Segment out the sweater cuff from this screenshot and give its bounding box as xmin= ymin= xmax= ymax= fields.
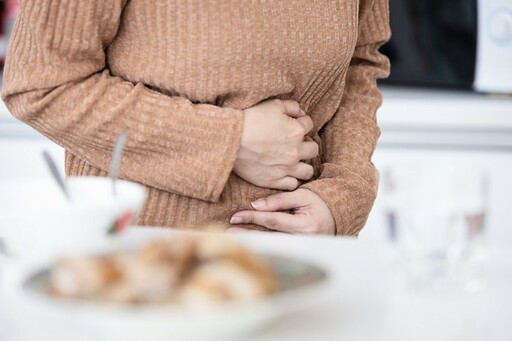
xmin=198 ymin=107 xmax=245 ymax=202
xmin=129 ymin=87 xmax=245 ymax=202
xmin=300 ymin=175 xmax=378 ymax=236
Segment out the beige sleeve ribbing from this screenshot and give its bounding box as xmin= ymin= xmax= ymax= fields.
xmin=2 ymin=0 xmax=244 ymax=202
xmin=301 ymin=0 xmax=391 ymax=235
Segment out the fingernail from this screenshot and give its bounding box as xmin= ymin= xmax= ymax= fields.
xmin=251 ymin=199 xmax=266 ymax=209
xmin=230 ymin=216 xmax=244 ymax=224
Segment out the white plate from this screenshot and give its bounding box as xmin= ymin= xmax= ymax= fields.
xmin=17 ymin=252 xmax=329 ymax=341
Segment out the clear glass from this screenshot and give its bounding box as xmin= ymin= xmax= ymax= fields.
xmin=381 ymin=164 xmax=488 ymax=293
xmin=0 ymin=238 xmax=11 ymax=340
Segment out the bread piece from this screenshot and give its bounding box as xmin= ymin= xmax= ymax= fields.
xmin=177 ymin=258 xmax=278 ymax=305
xmin=49 ymin=234 xmax=279 ymax=305
xmin=50 ymin=255 xmax=121 ymax=298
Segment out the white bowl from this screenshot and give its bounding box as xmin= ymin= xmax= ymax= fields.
xmin=0 ymin=176 xmax=147 ymax=264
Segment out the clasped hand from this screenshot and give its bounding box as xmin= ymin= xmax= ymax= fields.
xmin=231 ymin=99 xmax=335 ymax=235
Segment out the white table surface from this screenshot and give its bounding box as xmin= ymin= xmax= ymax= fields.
xmin=1 ymin=228 xmax=512 ymax=341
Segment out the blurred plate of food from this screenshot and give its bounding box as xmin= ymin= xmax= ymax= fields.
xmin=17 ymin=233 xmax=329 ymax=341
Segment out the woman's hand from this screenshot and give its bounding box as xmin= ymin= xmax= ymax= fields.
xmin=234 ymin=99 xmax=319 ymax=191
xmin=228 ymin=188 xmax=336 ymax=235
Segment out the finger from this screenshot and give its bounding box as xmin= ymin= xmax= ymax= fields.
xmin=231 ymin=211 xmax=305 ymax=233
xmin=288 ymin=163 xmax=314 ymax=181
xmin=296 ymin=115 xmax=314 ymax=134
xmin=279 ymin=100 xmax=304 ymax=118
xmin=299 ymin=140 xmax=319 ymax=160
xmin=250 ymin=191 xmax=301 ymax=212
xmin=271 ymin=176 xmax=300 ymax=191
xmin=227 ymin=226 xmax=289 ymax=235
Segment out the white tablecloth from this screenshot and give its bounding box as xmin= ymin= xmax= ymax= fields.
xmin=1 ymin=228 xmax=511 ymax=341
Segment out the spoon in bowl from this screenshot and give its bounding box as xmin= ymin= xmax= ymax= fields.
xmin=42 ymin=150 xmax=72 ymax=202
xmin=109 ymin=130 xmax=127 ymax=197
xmin=41 ymin=130 xmax=127 ymax=201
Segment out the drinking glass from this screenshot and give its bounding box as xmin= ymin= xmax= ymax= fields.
xmin=381 ymin=164 xmax=488 ymax=293
xmin=0 ymin=238 xmax=12 ymax=340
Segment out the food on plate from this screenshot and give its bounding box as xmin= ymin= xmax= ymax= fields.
xmin=49 ymin=235 xmax=279 ymax=304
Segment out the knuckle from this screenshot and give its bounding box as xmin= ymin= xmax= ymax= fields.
xmin=290 ymin=101 xmax=300 ymax=112
xmin=268 ymin=170 xmax=286 ymax=186
xmin=260 ymin=173 xmax=273 ymax=185
xmin=244 ymin=212 xmax=255 ymax=223
xmin=270 ymin=180 xmax=284 ymax=190
xmin=258 ymin=177 xmax=270 ymax=188
xmin=272 ymin=99 xmax=285 ymax=110
xmin=285 ymin=149 xmax=301 ymax=165
xmin=264 ymin=216 xmax=280 ymax=230
xmin=276 ymin=166 xmax=288 ymax=178
xmin=294 ymin=123 xmax=306 ymax=136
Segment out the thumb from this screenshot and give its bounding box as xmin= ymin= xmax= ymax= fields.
xmin=250 ymin=191 xmax=300 ymax=212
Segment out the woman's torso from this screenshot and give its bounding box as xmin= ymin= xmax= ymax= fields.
xmin=72 ymin=0 xmax=363 ymax=228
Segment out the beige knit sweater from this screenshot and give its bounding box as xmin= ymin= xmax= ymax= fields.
xmin=3 ymin=0 xmax=390 ymax=235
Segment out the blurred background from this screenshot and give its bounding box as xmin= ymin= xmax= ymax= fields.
xmin=0 ymin=0 xmax=511 ymax=245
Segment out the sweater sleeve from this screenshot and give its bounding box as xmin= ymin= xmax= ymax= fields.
xmin=301 ymin=0 xmax=391 ymax=235
xmin=2 ymin=0 xmax=244 ymax=203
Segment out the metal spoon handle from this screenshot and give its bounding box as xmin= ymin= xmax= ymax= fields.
xmin=42 ymin=150 xmax=72 ymax=202
xmin=109 ymin=130 xmax=127 ymax=196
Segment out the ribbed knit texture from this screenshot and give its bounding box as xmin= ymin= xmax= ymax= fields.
xmin=3 ymin=0 xmax=390 ymax=235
